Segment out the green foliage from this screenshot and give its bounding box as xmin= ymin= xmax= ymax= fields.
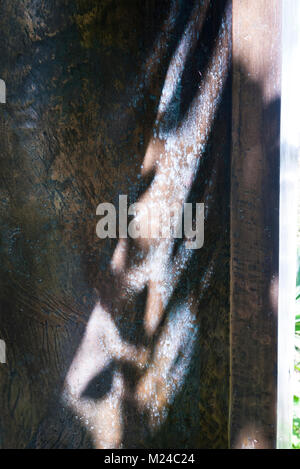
xmin=293 ymin=255 xmax=300 ymax=448
xmin=293 ymin=418 xmax=300 ymax=449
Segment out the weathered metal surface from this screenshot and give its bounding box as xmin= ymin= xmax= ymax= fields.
xmin=0 ymin=0 xmax=231 ymax=448
xmin=230 ymin=0 xmax=281 ymax=449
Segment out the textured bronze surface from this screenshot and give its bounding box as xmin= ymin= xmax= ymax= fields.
xmin=0 ymin=1 xmax=231 ymax=448
xmin=230 ymin=0 xmax=281 ymax=449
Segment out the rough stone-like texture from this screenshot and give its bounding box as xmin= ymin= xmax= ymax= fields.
xmin=0 ymin=0 xmax=231 ymax=448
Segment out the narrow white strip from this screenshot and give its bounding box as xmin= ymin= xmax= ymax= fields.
xmin=277 ymin=0 xmax=300 ymax=449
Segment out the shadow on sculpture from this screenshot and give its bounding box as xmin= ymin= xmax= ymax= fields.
xmin=0 ymin=0 xmax=278 ymax=449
